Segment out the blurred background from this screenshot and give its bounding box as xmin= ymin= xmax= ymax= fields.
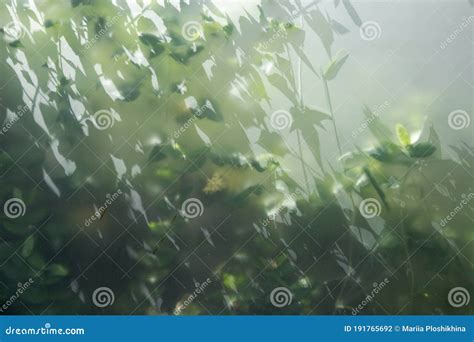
xmin=0 ymin=0 xmax=472 ymax=315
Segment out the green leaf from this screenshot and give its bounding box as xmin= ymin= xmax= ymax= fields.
xmin=95 ymin=17 xmax=107 ymax=34
xmin=276 ymin=55 xmax=294 ymax=86
xmin=223 ymin=24 xmax=234 ymax=37
xmin=8 ymin=40 xmax=23 ymax=48
xmin=250 ymin=159 xmax=266 ymax=172
xmin=48 ymin=264 xmax=69 ymax=277
xmin=330 ymin=19 xmax=350 ymax=35
xmin=369 ymin=142 xmax=408 ymax=164
xmin=396 ymin=124 xmax=411 ymax=146
xmin=186 ymin=148 xmax=209 ymax=171
xmin=119 ymin=82 xmax=141 ymax=102
xmin=362 ymin=105 xmax=393 ymax=144
xmin=44 ymin=20 xmax=55 ymax=28
xmin=304 ymin=9 xmax=334 ymax=56
xmin=363 ymin=167 xmax=389 ymax=209
xmin=342 ymin=0 xmax=362 ymax=26
xmin=198 ymin=100 xmax=223 ymax=122
xmin=21 ymin=235 xmax=35 ymax=258
xmin=324 ymin=51 xmax=349 ymax=80
xmin=139 ymin=33 xmax=165 ymax=57
xmin=71 ymin=0 xmax=93 ymax=7
xmin=223 ymin=273 xmax=237 ymax=292
xmin=267 ymin=74 xmax=297 ymax=104
xmin=407 ymin=143 xmax=436 ymax=158
xmin=303 ymin=107 xmax=331 ymax=124
xmin=170 ymin=44 xmax=205 ymax=64
xmin=149 ymin=145 xmax=167 ymax=162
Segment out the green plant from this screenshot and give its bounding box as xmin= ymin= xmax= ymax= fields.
xmin=0 ymin=0 xmax=472 ymax=316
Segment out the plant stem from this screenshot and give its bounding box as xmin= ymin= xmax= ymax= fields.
xmin=288 ymin=29 xmax=311 ymax=193
xmin=321 ymin=70 xmax=344 ymax=158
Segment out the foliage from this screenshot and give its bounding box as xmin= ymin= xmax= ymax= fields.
xmin=0 ymin=0 xmax=472 ymax=316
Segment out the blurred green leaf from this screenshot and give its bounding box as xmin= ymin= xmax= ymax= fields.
xmin=149 ymin=145 xmax=167 ymax=162
xmin=223 ymin=273 xmax=237 ymax=292
xmin=342 ymin=0 xmax=362 ymax=26
xmin=95 ymin=17 xmax=107 ymax=34
xmin=268 ymin=74 xmax=297 ymax=104
xmin=47 ymin=264 xmax=69 ymax=277
xmin=21 ymin=235 xmax=35 ymax=258
xmin=119 ymin=82 xmax=141 ymax=102
xmin=369 ymin=142 xmax=409 ymax=164
xmin=44 ymin=19 xmax=55 ymax=28
xmin=139 ymin=33 xmax=165 ymax=57
xmin=407 ymin=143 xmax=436 ymax=158
xmin=324 ymin=51 xmax=349 ymax=80
xmin=304 ymin=9 xmax=334 ymax=56
xmin=71 ymin=0 xmax=93 ymax=7
xmin=396 ymin=123 xmax=411 ymax=146
xmin=363 ymin=167 xmax=389 ymax=208
xmin=8 ymin=40 xmax=23 ymax=48
xmin=362 ymin=105 xmax=393 ymax=144
xmin=330 ymin=19 xmax=350 ymax=34
xmin=223 ymin=24 xmax=234 ymax=37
